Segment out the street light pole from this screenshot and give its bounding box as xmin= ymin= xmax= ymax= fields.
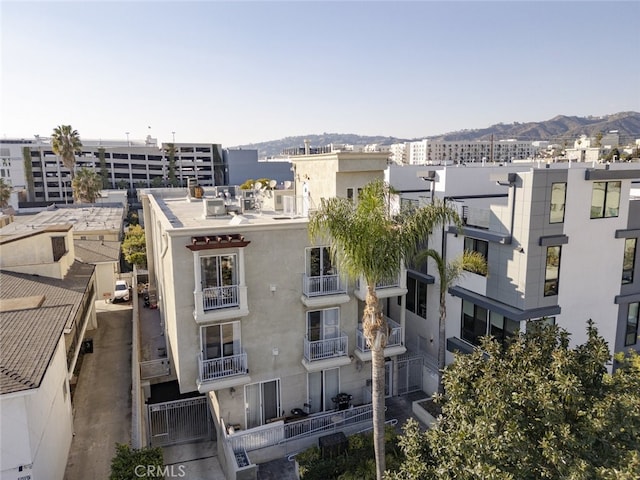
xmin=126 ymin=132 xmax=130 ymax=146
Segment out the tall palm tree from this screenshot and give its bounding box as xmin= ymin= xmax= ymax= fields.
xmin=415 ymin=248 xmax=487 ymax=396
xmin=0 ymin=178 xmax=11 ymax=208
xmin=51 ymin=125 xmax=82 ymax=179
xmin=309 ymin=180 xmax=458 ymax=480
xmin=72 ymin=167 xmax=102 ymax=203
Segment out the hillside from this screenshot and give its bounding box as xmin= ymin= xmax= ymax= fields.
xmin=234 ymin=111 xmax=640 ymax=158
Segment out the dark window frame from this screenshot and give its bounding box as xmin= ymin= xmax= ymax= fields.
xmin=51 ymin=236 xmax=67 ymax=262
xmin=625 ymin=302 xmax=639 ymax=346
xmin=549 ymin=182 xmax=567 ymax=224
xmin=622 ymin=238 xmax=637 ymax=285
xmin=544 ymin=246 xmax=562 ymax=297
xmin=590 ymin=181 xmax=621 ymax=219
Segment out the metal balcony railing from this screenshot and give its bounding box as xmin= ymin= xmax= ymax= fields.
xmin=201 ymin=285 xmax=239 ymax=311
xmin=302 ymin=274 xmax=347 ymax=297
xmin=304 ymin=332 xmax=348 ymax=362
xmin=356 ymin=319 xmax=402 ymax=352
xmin=198 ymin=352 xmax=248 ymax=383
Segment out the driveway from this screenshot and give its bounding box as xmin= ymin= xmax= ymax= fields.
xmin=65 ymin=302 xmax=132 ymax=480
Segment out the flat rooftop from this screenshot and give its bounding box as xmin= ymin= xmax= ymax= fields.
xmin=148 ymin=190 xmax=310 ymax=230
xmin=0 ymin=204 xmax=124 ymax=236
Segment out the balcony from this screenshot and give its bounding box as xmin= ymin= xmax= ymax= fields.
xmin=354 ymin=271 xmax=407 ymax=301
xmin=301 ymin=274 xmax=350 ymax=308
xmin=302 ymin=332 xmax=351 ymax=372
xmin=354 ymin=318 xmax=406 ymax=362
xmin=197 ymin=352 xmax=251 ymax=393
xmin=193 ymin=285 xmax=249 ymax=323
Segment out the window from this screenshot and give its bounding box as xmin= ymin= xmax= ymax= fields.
xmin=464 ymin=237 xmax=488 ymax=276
xmin=347 ymin=188 xmax=353 ymax=201
xmin=245 ymin=379 xmax=281 ymax=428
xmin=307 ymin=247 xmax=334 ymax=277
xmin=622 ymin=238 xmax=637 ymax=284
xmin=549 ymin=182 xmax=567 ymax=223
xmin=308 ymin=368 xmax=339 ymax=413
xmin=489 ymin=312 xmax=520 ymax=346
xmin=544 ymin=246 xmax=561 ymax=297
xmin=307 ymin=308 xmax=340 ymax=342
xmin=201 ymin=322 xmax=240 ymax=360
xmin=590 ymin=181 xmax=621 ymax=219
xmin=462 ymin=300 xmax=487 ymax=345
xmin=51 ymin=236 xmax=67 ymax=262
xmin=626 ymin=302 xmax=639 ymax=346
xmin=527 ymin=316 xmax=556 ymax=336
xmin=406 ymin=275 xmax=428 ymax=318
xmin=201 ymin=254 xmax=237 ymax=289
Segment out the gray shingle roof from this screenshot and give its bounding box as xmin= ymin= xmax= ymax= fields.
xmin=0 ymin=305 xmax=72 ymax=395
xmin=74 ymin=239 xmax=121 ymax=263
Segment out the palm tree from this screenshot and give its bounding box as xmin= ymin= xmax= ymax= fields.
xmin=72 ymin=167 xmax=102 ymax=203
xmin=415 ymin=248 xmax=486 ymax=396
xmin=51 ymin=125 xmax=82 ymax=179
xmin=309 ymin=179 xmax=459 ymax=480
xmin=0 ymin=178 xmax=11 ymax=208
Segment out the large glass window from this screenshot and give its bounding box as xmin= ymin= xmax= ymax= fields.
xmin=308 ymin=368 xmax=339 ymax=413
xmin=590 ymin=181 xmax=621 ymax=219
xmin=201 ymin=322 xmax=240 ymax=360
xmin=622 ymin=238 xmax=637 ymax=284
xmin=307 ymin=308 xmax=340 ymax=341
xmin=200 ymin=254 xmax=237 ymax=289
xmin=406 ymin=275 xmax=428 ymax=319
xmin=549 ymin=182 xmax=567 ymax=223
xmin=626 ymin=303 xmax=639 ymax=346
xmin=307 ymin=247 xmax=334 ymax=277
xmin=544 ymin=246 xmax=562 ymax=297
xmin=462 ymin=300 xmax=487 ymax=345
xmin=489 ymin=312 xmax=520 ymax=346
xmin=464 ymin=237 xmax=488 ymax=276
xmin=245 ymin=379 xmax=281 ymax=428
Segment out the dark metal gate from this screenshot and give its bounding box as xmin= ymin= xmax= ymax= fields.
xmin=397 ymin=355 xmax=423 ymax=395
xmin=147 ymin=397 xmax=213 ymax=447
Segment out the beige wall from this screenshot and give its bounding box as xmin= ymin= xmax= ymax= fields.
xmin=0 ymin=228 xmax=75 ymax=279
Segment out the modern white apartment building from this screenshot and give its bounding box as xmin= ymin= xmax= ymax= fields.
xmin=140 ymin=151 xmax=415 ymax=477
xmin=387 ymin=162 xmax=640 ymax=381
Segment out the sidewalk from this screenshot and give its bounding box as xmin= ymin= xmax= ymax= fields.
xmin=64 ymin=302 xmax=133 ymax=480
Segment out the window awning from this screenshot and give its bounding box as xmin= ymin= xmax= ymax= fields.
xmin=186 ymin=233 xmax=251 ymax=251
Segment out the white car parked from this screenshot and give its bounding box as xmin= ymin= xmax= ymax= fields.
xmin=113 ymin=280 xmax=130 ymax=302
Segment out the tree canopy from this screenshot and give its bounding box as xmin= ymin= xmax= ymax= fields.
xmin=51 ymin=125 xmax=82 ymax=178
xmin=388 ymin=322 xmax=640 ymax=480
xmin=72 ymin=167 xmax=102 ymax=203
xmin=0 ymin=178 xmax=11 ymax=208
xmin=122 ymin=224 xmax=147 ymax=268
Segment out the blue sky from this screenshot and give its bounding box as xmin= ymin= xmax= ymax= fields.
xmin=1 ymin=1 xmax=639 ymax=146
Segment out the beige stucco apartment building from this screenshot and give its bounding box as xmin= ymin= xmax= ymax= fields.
xmin=141 ymin=151 xmax=412 ymax=476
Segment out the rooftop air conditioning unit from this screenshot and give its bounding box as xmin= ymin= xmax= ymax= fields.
xmin=204 ymin=198 xmax=226 ymax=217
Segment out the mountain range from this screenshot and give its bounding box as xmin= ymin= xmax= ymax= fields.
xmin=234 ymin=111 xmax=640 ymax=159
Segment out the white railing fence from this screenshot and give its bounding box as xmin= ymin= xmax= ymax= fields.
xmin=304 ymin=332 xmax=348 ymax=361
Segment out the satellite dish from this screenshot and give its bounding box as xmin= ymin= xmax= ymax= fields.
xmin=269 ymin=180 xmax=277 ymax=189
xmin=254 ymin=181 xmax=263 ymax=190
xmin=284 ymin=180 xmax=292 ymax=189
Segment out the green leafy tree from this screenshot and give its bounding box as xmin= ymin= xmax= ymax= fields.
xmin=72 ymin=167 xmax=102 ymax=203
xmin=239 ymin=179 xmax=255 ymax=190
xmin=0 ymin=178 xmax=11 ymax=208
xmin=109 ymin=443 xmax=163 ymax=480
xmin=22 ymin=146 xmax=36 ymax=201
xmin=165 ymin=143 xmax=178 ymax=187
xmin=122 ymin=224 xmax=147 ymax=268
xmin=605 ymin=147 xmax=620 ymax=162
xmin=414 ymin=248 xmax=486 ymax=395
xmin=151 ymin=176 xmax=164 ymax=188
xmin=388 ymin=323 xmax=640 ymax=480
xmin=51 ymin=125 xmax=82 ymax=179
xmin=309 ymin=180 xmax=458 ymax=480
xmin=116 ymin=179 xmax=129 ymax=190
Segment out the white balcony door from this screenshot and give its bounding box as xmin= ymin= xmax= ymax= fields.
xmin=245 ymin=379 xmax=281 ymax=429
xmin=201 ymin=322 xmax=240 ymax=360
xmin=307 ymin=247 xmax=334 ymax=277
xmin=307 ymin=308 xmax=339 ymax=342
xmin=308 ymin=368 xmax=340 ymax=414
xmin=201 ymin=254 xmax=237 ymax=289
